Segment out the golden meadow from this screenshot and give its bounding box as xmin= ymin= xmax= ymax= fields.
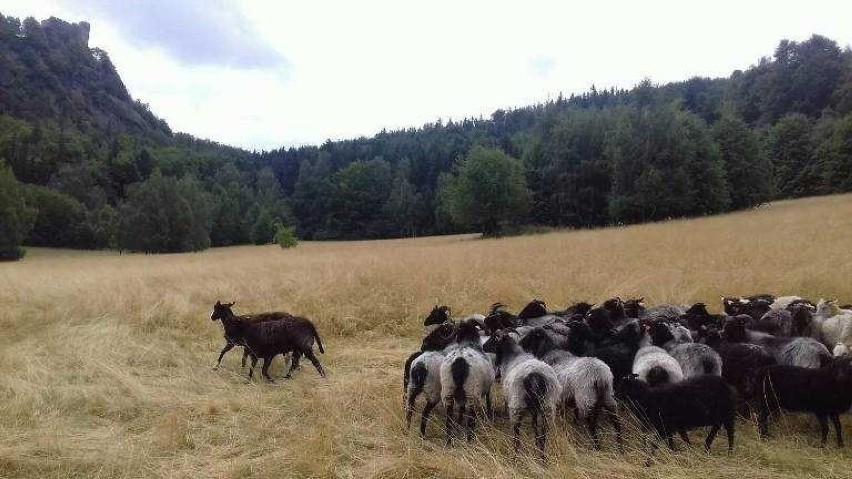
xmin=2 ymin=194 xmax=852 ymax=478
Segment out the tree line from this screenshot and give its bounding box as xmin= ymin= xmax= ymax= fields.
xmin=1 ymin=15 xmax=851 ymax=259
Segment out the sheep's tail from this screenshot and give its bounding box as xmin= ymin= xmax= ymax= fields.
xmin=403 ymin=351 xmax=423 ymax=396
xmin=646 ymin=366 xmax=670 ymax=387
xmin=310 ymin=322 xmax=325 ymax=354
xmin=523 ymin=372 xmax=548 ymax=416
xmin=409 ymin=361 xmax=428 ymax=402
xmin=450 ymin=357 xmax=469 ymax=401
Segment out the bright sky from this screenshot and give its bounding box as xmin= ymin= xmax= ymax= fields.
xmin=4 ymin=0 xmax=852 ymax=151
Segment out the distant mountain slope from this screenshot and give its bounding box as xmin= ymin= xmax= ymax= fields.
xmin=0 ymin=15 xmax=171 ymax=140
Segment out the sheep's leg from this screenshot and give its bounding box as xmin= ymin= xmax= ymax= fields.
xmin=830 ymin=414 xmax=844 ymax=448
xmin=214 ymin=341 xmax=235 ymax=369
xmin=666 ymin=432 xmax=677 ymax=451
xmin=536 ymin=411 xmax=549 ymax=461
xmin=704 ymin=424 xmax=720 ymax=451
xmin=724 ymin=417 xmax=735 ymax=453
xmin=247 ymin=355 xmax=258 ymax=381
xmin=302 ymin=349 xmax=326 ymax=378
xmin=817 ymin=414 xmax=829 ymax=447
xmin=455 ymin=396 xmax=467 ymax=440
xmin=465 ymin=404 xmax=476 ymax=443
xmin=586 ymin=406 xmax=601 ymax=450
xmin=511 ymin=410 xmax=524 ymax=453
xmin=420 ymin=400 xmax=437 ymax=437
xmin=241 ymin=347 xmax=249 ymax=368
xmin=485 ymin=392 xmax=493 ymax=419
xmin=445 ymin=398 xmax=454 ymax=447
xmin=757 ymin=407 xmax=770 ymax=440
xmin=283 ymin=352 xmax=298 ymax=379
xmin=643 ymin=435 xmax=659 ymax=467
xmin=261 ymin=357 xmax=274 ymax=382
xmin=291 ymin=350 xmax=303 ymax=370
xmin=405 ymin=388 xmax=419 ymax=430
xmin=606 ymin=404 xmax=623 ymax=452
xmin=678 ymin=429 xmax=692 ymax=447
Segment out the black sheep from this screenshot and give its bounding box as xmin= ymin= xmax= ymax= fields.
xmin=618 ymin=375 xmax=736 ymax=459
xmin=752 ymin=356 xmax=852 ymax=447
xmin=517 ymin=299 xmax=548 ymax=320
xmin=210 ymin=301 xmax=325 ymax=381
xmin=698 ymin=326 xmax=776 ymax=401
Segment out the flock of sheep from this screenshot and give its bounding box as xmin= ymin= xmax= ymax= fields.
xmin=403 ymin=295 xmax=852 ymax=462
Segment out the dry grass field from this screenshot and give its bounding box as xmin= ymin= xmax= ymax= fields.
xmin=2 ymin=194 xmax=852 ymax=478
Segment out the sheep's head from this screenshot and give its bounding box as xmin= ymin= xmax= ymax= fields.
xmin=646 ymin=320 xmax=675 ymax=347
xmin=518 ymin=327 xmax=553 ymax=358
xmin=567 ymin=301 xmax=594 ymax=317
xmin=455 ymin=320 xmax=481 ymax=345
xmin=585 ymin=308 xmax=614 ymax=335
xmin=722 ymin=315 xmax=749 ymax=342
xmin=721 ymin=296 xmax=743 ymax=315
xmin=489 ymin=302 xmax=507 ymax=315
xmin=518 ymin=299 xmax=548 ymax=320
xmin=816 ymin=299 xmax=841 ymax=318
xmin=424 ymin=305 xmax=451 ymax=326
xmin=623 ymin=298 xmax=645 ymax=318
xmin=211 ymin=301 xmax=235 ymax=321
xmin=685 ymin=302 xmax=709 ymax=317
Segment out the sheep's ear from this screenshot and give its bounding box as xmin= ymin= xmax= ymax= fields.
xmin=638 ymin=297 xmax=645 ymax=304
xmin=215 ymin=301 xmax=221 ymax=306
xmin=227 ymin=302 xmax=235 ymax=307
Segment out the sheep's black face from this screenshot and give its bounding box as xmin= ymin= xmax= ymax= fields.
xmin=722 ymin=297 xmax=743 ymax=316
xmin=481 ymin=333 xmax=500 ymax=353
xmin=456 ymin=321 xmax=480 ymax=344
xmin=602 ymin=297 xmax=624 ymax=314
xmin=585 ymin=309 xmax=613 ymax=335
xmin=424 ymin=305 xmax=450 ymax=326
xmin=518 ymin=299 xmax=548 ymax=320
xmin=211 ymin=301 xmax=235 ymax=321
xmin=623 ymin=298 xmax=645 ymax=318
xmin=647 ymin=320 xmax=674 ymax=346
xmin=685 ymin=302 xmax=709 ymax=317
xmin=518 ymin=328 xmax=550 ymax=357
xmin=722 ymin=316 xmax=748 ymax=342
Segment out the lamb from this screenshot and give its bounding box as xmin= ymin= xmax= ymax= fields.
xmin=440 ymin=320 xmax=495 ymax=445
xmin=406 ymin=351 xmax=446 ymax=436
xmin=646 ymin=320 xmax=722 ymax=378
xmin=752 ymin=356 xmax=852 ymax=447
xmin=618 ymin=375 xmax=735 ymax=458
xmin=210 ymin=301 xmax=325 ymax=381
xmin=519 ymin=327 xmax=622 ymax=450
xmin=483 ymin=330 xmax=561 ymax=459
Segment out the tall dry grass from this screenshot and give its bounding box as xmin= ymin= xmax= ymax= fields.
xmin=1 ymin=194 xmax=852 ymax=478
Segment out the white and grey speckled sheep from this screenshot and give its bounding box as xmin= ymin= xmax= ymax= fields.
xmin=646 ymin=320 xmax=721 ymax=378
xmin=484 ymin=331 xmax=561 ymax=459
xmin=632 ymin=345 xmax=684 ymax=387
xmin=406 ymin=351 xmax=446 ymax=436
xmin=519 ymin=327 xmax=622 ymax=450
xmin=440 ymin=320 xmax=496 ymax=445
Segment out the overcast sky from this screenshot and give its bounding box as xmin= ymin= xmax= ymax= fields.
xmin=4 ymin=1 xmax=852 ymax=151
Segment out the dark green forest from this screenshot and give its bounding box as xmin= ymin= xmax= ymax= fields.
xmin=1 ymin=14 xmax=852 ymax=258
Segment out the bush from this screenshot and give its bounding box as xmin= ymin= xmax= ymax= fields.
xmin=275 ymin=225 xmax=299 ymax=249
xmin=0 ymin=161 xmax=36 ymax=261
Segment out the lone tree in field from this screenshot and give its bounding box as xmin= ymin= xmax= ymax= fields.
xmin=438 ymin=146 xmax=530 ymax=237
xmin=0 ymin=160 xmax=36 ymax=261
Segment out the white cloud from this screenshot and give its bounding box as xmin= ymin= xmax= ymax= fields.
xmin=3 ymin=0 xmax=852 ymax=150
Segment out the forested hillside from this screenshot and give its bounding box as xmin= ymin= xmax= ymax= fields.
xmin=1 ymin=13 xmax=851 ymax=258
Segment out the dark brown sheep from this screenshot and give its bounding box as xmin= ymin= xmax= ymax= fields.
xmin=210 ymin=301 xmax=326 ymax=381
